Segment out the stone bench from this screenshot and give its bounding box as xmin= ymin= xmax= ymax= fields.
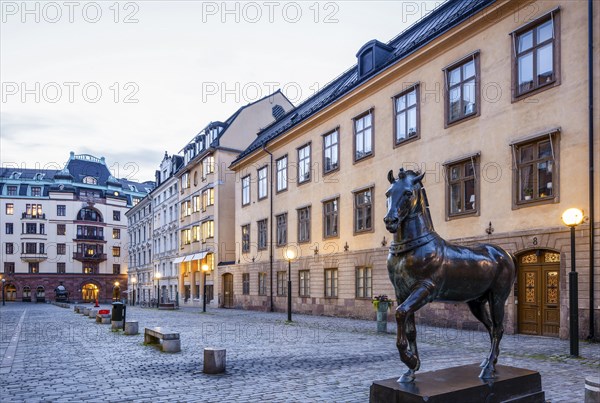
xmin=96 ymin=313 xmax=111 ymax=324
xmin=144 ymin=327 xmax=180 ymax=353
xmin=158 ymin=302 xmax=177 ymax=310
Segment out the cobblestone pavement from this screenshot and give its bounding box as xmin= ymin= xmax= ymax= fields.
xmin=0 ymin=303 xmax=598 ymax=402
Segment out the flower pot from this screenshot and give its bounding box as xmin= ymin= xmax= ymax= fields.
xmin=376 ymin=301 xmax=389 ymax=333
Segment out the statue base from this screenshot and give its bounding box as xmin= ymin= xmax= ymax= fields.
xmin=370 ymin=364 xmax=545 ymax=403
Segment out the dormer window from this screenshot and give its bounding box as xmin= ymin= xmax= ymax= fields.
xmin=34 ymin=173 xmax=45 ymax=180
xmin=10 ymin=172 xmax=22 ymax=179
xmin=356 ymin=40 xmax=394 ymax=79
xmin=360 ymin=50 xmax=374 ymax=76
xmin=83 ymin=176 xmax=97 ymax=185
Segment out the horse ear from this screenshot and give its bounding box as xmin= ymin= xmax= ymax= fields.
xmin=413 ymin=171 xmax=425 ymax=184
xmin=387 ymin=170 xmax=395 ymax=184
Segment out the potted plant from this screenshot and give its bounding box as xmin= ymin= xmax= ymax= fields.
xmin=372 ymin=294 xmax=394 ymax=311
xmin=523 ymin=188 xmax=533 ymax=200
xmin=373 ymin=295 xmax=394 ymax=333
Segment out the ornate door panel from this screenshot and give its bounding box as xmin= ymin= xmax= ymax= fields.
xmin=517 ymin=251 xmax=560 ymax=337
xmin=518 ymin=266 xmax=540 ymax=335
xmin=541 ymin=267 xmax=560 ymax=336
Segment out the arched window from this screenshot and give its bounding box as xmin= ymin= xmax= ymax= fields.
xmin=22 ymin=286 xmax=31 ymax=298
xmin=77 ymin=208 xmax=103 ymax=222
xmin=82 ymin=176 xmax=98 ymax=185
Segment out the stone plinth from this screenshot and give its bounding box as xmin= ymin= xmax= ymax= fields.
xmin=585 ymin=376 xmax=600 ymax=403
xmin=370 ymin=364 xmax=545 ymax=403
xmin=203 ymin=348 xmax=226 ymax=374
xmin=111 ymin=320 xmax=123 ymax=330
xmin=124 ymin=321 xmax=139 ymax=335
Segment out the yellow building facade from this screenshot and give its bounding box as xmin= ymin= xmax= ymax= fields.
xmin=176 ymin=91 xmax=293 ymax=307
xmin=224 ymin=0 xmax=599 ymax=339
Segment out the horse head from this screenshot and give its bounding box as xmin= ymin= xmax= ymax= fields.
xmin=383 ymin=168 xmax=425 ymax=233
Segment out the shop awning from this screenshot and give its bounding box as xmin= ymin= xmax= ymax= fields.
xmin=173 ymin=257 xmax=185 ymax=264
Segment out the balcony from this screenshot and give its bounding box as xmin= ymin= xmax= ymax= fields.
xmin=75 ymin=234 xmax=105 ymax=242
xmin=73 ymin=252 xmax=107 ymax=262
xmin=22 ymin=213 xmax=46 ymax=219
xmin=20 ymin=253 xmax=48 ymax=262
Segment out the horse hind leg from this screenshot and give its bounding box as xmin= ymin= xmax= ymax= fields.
xmin=479 ymin=292 xmax=507 ymax=380
xmin=467 ymin=298 xmax=493 ymax=367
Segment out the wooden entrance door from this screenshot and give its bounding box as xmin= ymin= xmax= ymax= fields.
xmin=517 ymin=250 xmax=560 ymax=336
xmin=223 ymin=273 xmax=233 ymax=308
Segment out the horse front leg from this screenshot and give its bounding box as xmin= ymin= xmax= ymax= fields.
xmin=396 ymin=284 xmax=432 ymax=383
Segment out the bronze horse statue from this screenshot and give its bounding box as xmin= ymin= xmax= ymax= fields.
xmin=384 ymin=169 xmax=516 ymax=383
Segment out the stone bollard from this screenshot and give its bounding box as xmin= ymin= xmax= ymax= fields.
xmin=83 ymin=307 xmax=90 ymax=315
xmin=124 ymin=321 xmax=139 ymax=335
xmin=89 ymin=309 xmax=99 ymax=318
xmin=203 ymin=347 xmax=226 ymax=374
xmin=111 ymin=320 xmax=123 ymax=331
xmin=585 ymin=376 xmax=600 ymax=403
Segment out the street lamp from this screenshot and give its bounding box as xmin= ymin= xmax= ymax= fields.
xmin=155 ymin=271 xmax=162 ymax=307
xmin=285 ymin=249 xmax=296 ymax=322
xmin=1 ymin=277 xmax=5 ymax=306
xmin=114 ymin=281 xmax=120 ymax=302
xmin=561 ymin=207 xmax=584 ymax=357
xmin=202 ymin=264 xmax=209 ymax=313
xmin=131 ymin=277 xmax=137 ymax=306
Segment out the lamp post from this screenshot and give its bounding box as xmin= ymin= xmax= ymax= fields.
xmin=561 ymin=207 xmax=584 ymax=357
xmin=114 ymin=281 xmax=120 ymax=302
xmin=131 ymin=277 xmax=137 ymax=306
xmin=285 ymin=249 xmax=296 ymax=322
xmin=1 ymin=277 xmax=5 ymax=306
xmin=155 ymin=271 xmax=162 ymax=307
xmin=202 ymin=264 xmax=209 ymax=313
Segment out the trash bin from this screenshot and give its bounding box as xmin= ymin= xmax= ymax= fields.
xmin=111 ymin=302 xmax=124 ymax=322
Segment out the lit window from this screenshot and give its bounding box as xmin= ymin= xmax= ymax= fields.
xmin=445 ymin=156 xmax=479 ymax=218
xmin=241 ymin=224 xmax=250 ymax=253
xmin=512 ymin=132 xmax=558 ymax=206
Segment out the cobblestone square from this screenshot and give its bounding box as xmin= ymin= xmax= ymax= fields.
xmin=0 ymin=303 xmax=598 ymax=402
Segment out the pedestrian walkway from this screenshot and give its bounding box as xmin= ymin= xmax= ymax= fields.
xmin=0 ymin=303 xmax=597 ymax=402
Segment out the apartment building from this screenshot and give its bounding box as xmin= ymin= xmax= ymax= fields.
xmin=225 ymin=0 xmax=599 ymax=339
xmin=175 ymin=90 xmax=294 ymax=307
xmin=0 ymin=152 xmax=153 ymax=303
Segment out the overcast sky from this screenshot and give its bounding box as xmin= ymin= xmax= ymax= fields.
xmin=1 ymin=1 xmax=442 ymax=182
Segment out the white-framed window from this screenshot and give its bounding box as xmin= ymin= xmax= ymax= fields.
xmin=276 ymin=155 xmax=287 ymax=192
xmin=242 ymin=175 xmax=250 ymax=206
xmin=297 ymin=144 xmax=311 ymax=184
xmin=257 ymin=166 xmax=268 ymax=200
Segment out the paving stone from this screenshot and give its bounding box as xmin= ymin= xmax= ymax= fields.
xmin=0 ymin=303 xmax=597 ymax=402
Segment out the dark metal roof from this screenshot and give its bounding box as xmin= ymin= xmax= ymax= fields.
xmin=0 ymin=155 xmax=154 ymax=194
xmin=232 ymin=0 xmax=495 ymax=166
